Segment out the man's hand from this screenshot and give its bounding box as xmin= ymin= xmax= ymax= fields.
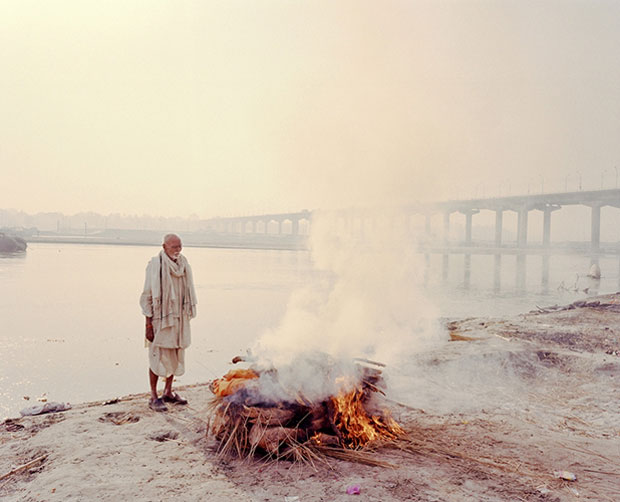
xmin=145 ymin=317 xmax=154 ymax=342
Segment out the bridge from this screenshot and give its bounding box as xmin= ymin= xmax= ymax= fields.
xmin=204 ymin=189 xmax=620 ymax=253
xmin=204 ymin=210 xmax=312 ymax=236
xmin=429 ymin=188 xmax=620 ymax=252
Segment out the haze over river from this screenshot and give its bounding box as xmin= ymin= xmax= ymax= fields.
xmin=1 ymin=242 xmax=618 ymax=419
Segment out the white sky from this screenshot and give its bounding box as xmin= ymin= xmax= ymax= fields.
xmin=2 ymin=0 xmax=620 ymax=218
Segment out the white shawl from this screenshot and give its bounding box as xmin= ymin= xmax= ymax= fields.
xmin=141 ymin=250 xmax=197 ymax=328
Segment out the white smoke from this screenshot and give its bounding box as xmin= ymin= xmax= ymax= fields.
xmin=250 ymin=207 xmax=443 ymax=402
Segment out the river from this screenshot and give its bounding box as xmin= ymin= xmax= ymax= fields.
xmin=1 ymin=242 xmax=617 ymax=419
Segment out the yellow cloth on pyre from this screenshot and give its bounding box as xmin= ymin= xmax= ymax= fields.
xmin=210 ymin=369 xmax=259 ymax=397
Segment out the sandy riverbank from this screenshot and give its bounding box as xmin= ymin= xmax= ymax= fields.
xmin=1 ymin=296 xmax=619 ymax=501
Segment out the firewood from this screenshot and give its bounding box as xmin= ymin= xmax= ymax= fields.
xmin=208 ymin=361 xmax=404 ymax=461
xmin=325 ymin=399 xmax=344 ymax=443
xmin=353 ymin=357 xmax=386 ymax=367
xmin=310 ymin=432 xmax=340 ymax=447
xmin=249 ymin=424 xmax=298 ymax=454
xmin=359 ymin=366 xmax=384 ymax=386
xmin=243 ymin=406 xmax=295 ymax=426
xmin=310 ymin=416 xmax=329 ymax=432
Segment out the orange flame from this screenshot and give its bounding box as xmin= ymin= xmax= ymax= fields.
xmin=329 ymin=388 xmax=403 ymax=448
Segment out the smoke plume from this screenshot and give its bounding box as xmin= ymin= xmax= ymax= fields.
xmin=251 ymin=207 xmax=443 ymax=402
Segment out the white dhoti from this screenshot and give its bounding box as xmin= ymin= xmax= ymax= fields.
xmin=149 ymin=344 xmax=185 ymax=378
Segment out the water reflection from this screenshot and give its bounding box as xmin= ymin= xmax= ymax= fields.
xmin=0 ymin=251 xmax=27 ymax=260
xmin=542 ymin=255 xmax=550 ymax=293
xmin=515 ymin=255 xmax=527 ymax=292
xmin=493 ymin=254 xmax=501 ymax=293
xmin=463 ymin=254 xmax=471 ymax=289
xmin=433 ymin=251 xmax=617 ymax=297
xmin=586 ymin=276 xmax=601 ymax=296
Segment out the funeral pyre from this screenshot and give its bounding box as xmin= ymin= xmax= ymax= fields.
xmin=207 ymin=354 xmax=404 ymax=463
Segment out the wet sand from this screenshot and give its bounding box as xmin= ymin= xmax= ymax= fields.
xmin=1 ymin=296 xmax=618 ymax=501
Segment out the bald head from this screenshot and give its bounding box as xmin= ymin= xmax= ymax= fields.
xmin=163 ymin=233 xmax=180 ymax=245
xmin=162 ymin=233 xmax=182 ymax=261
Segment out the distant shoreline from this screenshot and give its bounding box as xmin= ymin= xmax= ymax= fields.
xmin=25 ymin=235 xmax=308 ymax=252
xmin=24 ymin=235 xmax=620 ymax=257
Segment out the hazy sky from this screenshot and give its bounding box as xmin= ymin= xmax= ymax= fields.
xmin=2 ymin=0 xmax=619 ymax=218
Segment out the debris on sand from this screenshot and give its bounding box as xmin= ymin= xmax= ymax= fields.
xmin=554 ymin=470 xmax=577 ymax=481
xmin=20 ymin=402 xmax=71 ymax=417
xmin=346 ymin=484 xmax=361 ymax=495
xmin=0 ymin=455 xmax=47 ymax=482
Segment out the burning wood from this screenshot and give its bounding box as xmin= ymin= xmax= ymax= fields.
xmin=207 ymin=358 xmax=403 ymax=462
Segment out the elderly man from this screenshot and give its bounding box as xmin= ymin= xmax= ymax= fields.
xmin=139 ymin=233 xmax=197 ymax=412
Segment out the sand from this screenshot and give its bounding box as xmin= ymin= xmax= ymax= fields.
xmin=1 ymin=295 xmax=619 ymax=501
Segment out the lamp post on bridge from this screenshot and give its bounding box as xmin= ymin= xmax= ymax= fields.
xmin=474 ymin=183 xmax=485 ymax=198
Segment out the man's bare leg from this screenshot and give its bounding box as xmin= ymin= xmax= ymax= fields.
xmin=163 ymin=375 xmax=174 ymax=398
xmin=148 ymin=370 xmax=168 ymax=411
xmin=162 ymin=375 xmax=188 ymax=404
xmin=149 ymin=369 xmax=159 ymax=401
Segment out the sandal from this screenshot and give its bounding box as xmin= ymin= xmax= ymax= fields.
xmin=148 ymin=398 xmax=168 ymax=412
xmin=162 ymin=393 xmax=188 ymax=405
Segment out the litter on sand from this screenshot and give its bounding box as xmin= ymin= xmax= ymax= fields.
xmin=553 ymin=470 xmax=577 ymax=481
xmin=346 ymin=484 xmax=361 ymax=495
xmin=20 ymin=402 xmax=71 ymax=416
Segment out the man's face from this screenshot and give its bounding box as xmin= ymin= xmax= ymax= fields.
xmin=163 ymin=237 xmax=182 ymax=260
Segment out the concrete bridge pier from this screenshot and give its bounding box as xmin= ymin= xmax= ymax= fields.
xmin=542 ymin=210 xmax=551 ymax=246
xmin=542 ymin=205 xmax=561 ymax=247
xmin=461 ymin=209 xmax=479 ymax=245
xmin=517 ymin=207 xmax=529 ymax=247
xmin=443 ymin=212 xmax=451 ymax=243
xmin=494 ymin=210 xmax=503 ymax=247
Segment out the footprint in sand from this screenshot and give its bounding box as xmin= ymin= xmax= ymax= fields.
xmin=98 ymin=412 xmax=140 ymax=425
xmin=148 ymin=431 xmax=180 ymax=442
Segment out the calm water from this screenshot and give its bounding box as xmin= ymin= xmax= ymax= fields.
xmin=1 ymin=243 xmax=617 ymax=419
